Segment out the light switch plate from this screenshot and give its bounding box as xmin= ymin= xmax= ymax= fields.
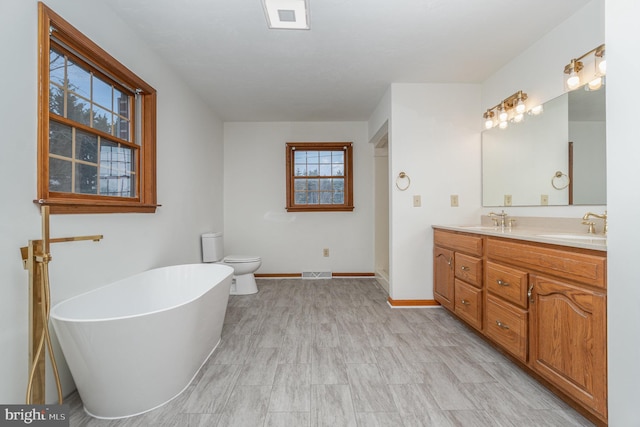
xmin=450 ymin=195 xmax=459 ymax=207
xmin=504 ymin=194 xmax=512 ymax=206
xmin=541 ymin=194 xmax=549 ymax=205
xmin=413 ymin=195 xmax=421 ymax=207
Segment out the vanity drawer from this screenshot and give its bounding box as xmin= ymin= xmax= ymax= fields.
xmin=486 ymin=295 xmax=527 ymax=362
xmin=486 ymin=261 xmax=529 ymax=308
xmin=455 ymin=253 xmax=482 ymax=288
xmin=454 ymin=279 xmax=482 ymax=330
xmin=486 ymin=238 xmax=606 ymax=288
xmin=434 ymin=229 xmax=483 ymax=256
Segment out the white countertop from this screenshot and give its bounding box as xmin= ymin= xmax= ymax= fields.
xmin=433 ymin=224 xmax=607 ymax=252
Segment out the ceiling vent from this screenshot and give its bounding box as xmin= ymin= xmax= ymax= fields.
xmin=262 ymin=0 xmax=310 ymax=30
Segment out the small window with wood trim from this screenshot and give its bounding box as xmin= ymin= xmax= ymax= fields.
xmin=37 ymin=3 xmax=158 ymax=214
xmin=285 ymin=142 xmax=354 ymax=212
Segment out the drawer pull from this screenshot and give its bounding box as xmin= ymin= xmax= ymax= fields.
xmin=460 ymin=299 xmax=470 ymax=306
xmin=447 ymin=257 xmax=452 ymax=267
xmin=460 ymin=266 xmax=470 ymax=271
xmin=496 ymin=320 xmax=510 ymax=330
xmin=528 ymin=283 xmax=534 ymax=302
xmin=497 ymin=279 xmax=510 ymax=287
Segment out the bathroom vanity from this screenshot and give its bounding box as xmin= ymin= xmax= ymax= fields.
xmin=432 ymin=224 xmax=607 ymax=426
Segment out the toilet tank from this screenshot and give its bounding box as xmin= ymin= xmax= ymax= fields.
xmin=201 ymin=232 xmax=224 ymax=263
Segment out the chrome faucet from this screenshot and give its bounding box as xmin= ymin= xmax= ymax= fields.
xmin=488 ymin=210 xmax=508 ymax=228
xmin=582 ymin=211 xmax=607 ymax=235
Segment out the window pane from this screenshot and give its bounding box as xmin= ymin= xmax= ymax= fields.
xmin=115 ymin=117 xmax=130 ymax=141
xmin=100 ymin=140 xmax=135 ymax=198
xmin=66 ymin=93 xmax=90 ymax=126
xmin=49 ymin=49 xmax=65 ymax=86
xmin=333 ymin=178 xmax=344 ymax=192
xmin=319 ymin=151 xmax=332 ymax=163
xmin=114 ymin=89 xmax=130 ymax=119
xmin=76 ymin=130 xmax=98 ymax=163
xmin=49 ymin=121 xmax=72 ymax=158
xmin=333 ymin=191 xmax=344 ymax=204
xmin=67 ymin=59 xmax=91 ymax=99
xmin=75 ymin=163 xmax=97 ymax=194
xmin=306 ymin=152 xmax=318 ymax=163
xmin=320 ymin=192 xmax=333 ymax=204
xmin=294 ymin=191 xmax=306 ymax=204
xmin=294 ymin=164 xmax=307 ymax=176
xmin=93 ymin=105 xmax=113 ymax=134
xmin=320 ymin=179 xmax=332 ymax=191
xmin=332 ymin=164 xmax=344 ymax=176
xmin=332 ymin=151 xmax=344 ymax=163
xmin=93 ymin=76 xmax=112 ymax=110
xmin=49 ymin=158 xmax=71 ymax=192
xmin=49 ymin=84 xmax=64 ymax=116
xmin=319 ymin=164 xmax=331 ymax=176
xmin=307 ymin=179 xmax=318 ymax=191
xmin=294 ymin=150 xmax=307 ymax=164
xmin=294 ymin=178 xmax=306 ymax=191
xmin=307 ymin=191 xmax=319 ymax=204
xmin=307 ymin=164 xmax=319 ymax=176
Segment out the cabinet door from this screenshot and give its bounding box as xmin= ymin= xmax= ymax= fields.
xmin=433 ymin=246 xmax=454 ymax=311
xmin=529 ymin=275 xmax=607 ymax=419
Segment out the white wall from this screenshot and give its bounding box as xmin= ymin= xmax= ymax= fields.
xmin=605 ymin=1 xmax=640 ymax=425
xmin=0 ymin=0 xmax=224 ymax=402
xmin=387 ymin=83 xmax=482 ymax=300
xmin=223 ymin=122 xmax=373 ymax=274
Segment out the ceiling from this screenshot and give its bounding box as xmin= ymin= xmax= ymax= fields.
xmin=105 ymin=0 xmax=591 ymax=122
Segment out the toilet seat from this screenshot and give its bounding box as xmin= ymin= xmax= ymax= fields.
xmin=223 ymin=255 xmax=261 ymax=263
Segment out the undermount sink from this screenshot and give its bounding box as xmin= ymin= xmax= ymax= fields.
xmin=457 ymin=225 xmax=498 ymax=230
xmin=536 ymin=233 xmax=607 ymax=241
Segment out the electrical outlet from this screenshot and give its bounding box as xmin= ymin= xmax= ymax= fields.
xmin=504 ymin=194 xmax=512 ymax=206
xmin=323 ymin=248 xmax=329 ymax=257
xmin=541 ymin=194 xmax=549 ymax=205
xmin=413 ymin=195 xmax=421 ymax=207
xmin=450 ymin=195 xmax=459 ymax=207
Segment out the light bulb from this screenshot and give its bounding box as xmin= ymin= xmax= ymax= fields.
xmin=515 ymin=99 xmax=525 ymax=114
xmin=567 ymin=71 xmax=580 ymax=90
xmin=529 ymin=105 xmax=543 ymax=115
xmin=587 ymin=77 xmax=602 ymax=91
xmin=498 ymin=121 xmax=508 ymax=130
xmin=498 ymin=109 xmax=508 ymax=122
xmin=598 ymin=58 xmax=607 ymax=75
xmin=485 ymin=118 xmax=494 ymax=129
xmin=513 ymin=113 xmax=524 ymax=123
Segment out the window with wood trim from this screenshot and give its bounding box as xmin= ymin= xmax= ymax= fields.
xmin=37 ymin=3 xmax=158 ymax=214
xmin=285 ymin=142 xmax=354 ymax=212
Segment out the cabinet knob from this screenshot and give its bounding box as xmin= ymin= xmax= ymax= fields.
xmin=460 ymin=299 xmax=470 ymax=306
xmin=497 ymin=279 xmax=510 ymax=287
xmin=496 ymin=320 xmax=510 ymax=330
xmin=460 ymin=266 xmax=470 ymax=271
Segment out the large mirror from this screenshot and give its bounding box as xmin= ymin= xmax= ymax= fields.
xmin=482 ymin=88 xmax=606 ymax=206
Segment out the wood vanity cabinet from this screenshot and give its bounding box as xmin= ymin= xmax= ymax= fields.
xmin=433 ymin=230 xmax=483 ymax=330
xmin=433 ymin=228 xmax=608 ymax=425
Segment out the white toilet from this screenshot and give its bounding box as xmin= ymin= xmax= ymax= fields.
xmin=201 ymin=232 xmax=261 ymax=295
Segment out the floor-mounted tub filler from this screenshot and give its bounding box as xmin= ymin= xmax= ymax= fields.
xmin=51 ymin=263 xmax=234 ymax=419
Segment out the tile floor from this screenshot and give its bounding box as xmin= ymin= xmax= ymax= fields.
xmin=68 ymin=278 xmax=594 ymax=426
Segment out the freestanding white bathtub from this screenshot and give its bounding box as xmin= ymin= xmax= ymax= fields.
xmin=50 ymin=263 xmax=234 ymax=419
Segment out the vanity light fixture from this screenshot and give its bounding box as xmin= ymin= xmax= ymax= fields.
xmin=563 ymin=44 xmax=605 ymax=91
xmin=482 ymin=90 xmax=528 ymax=130
xmin=262 ymin=0 xmax=310 ymax=30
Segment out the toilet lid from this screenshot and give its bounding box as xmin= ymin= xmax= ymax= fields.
xmin=224 ymin=255 xmax=261 ymax=263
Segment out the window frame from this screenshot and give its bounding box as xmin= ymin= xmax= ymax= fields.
xmin=37 ymin=3 xmax=158 ymax=214
xmin=285 ymin=142 xmax=354 ymax=212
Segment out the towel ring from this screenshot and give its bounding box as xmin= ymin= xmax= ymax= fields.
xmin=395 ymin=172 xmax=411 ymax=191
xmin=551 ymin=171 xmax=570 ymax=190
